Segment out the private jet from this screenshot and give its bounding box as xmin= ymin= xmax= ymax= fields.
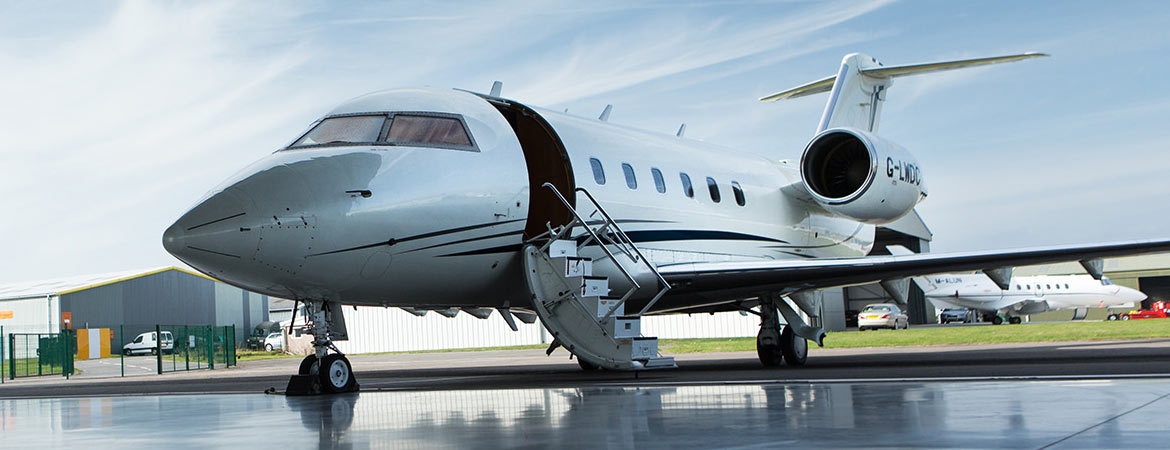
xmin=915 ymin=273 xmax=1145 ymax=324
xmin=162 ymin=51 xmax=1170 ymax=394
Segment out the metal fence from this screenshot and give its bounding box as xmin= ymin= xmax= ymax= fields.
xmin=6 ymin=330 xmax=74 ymax=379
xmin=0 ymin=324 xmax=236 ymax=381
xmin=152 ymin=325 xmax=236 ymax=374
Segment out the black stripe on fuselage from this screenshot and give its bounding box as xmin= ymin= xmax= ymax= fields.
xmin=306 ymin=218 xmax=525 ymax=257
xmin=439 ymin=229 xmax=790 ymax=257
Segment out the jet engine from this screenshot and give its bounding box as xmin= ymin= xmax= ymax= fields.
xmin=799 ymin=128 xmax=926 ymax=224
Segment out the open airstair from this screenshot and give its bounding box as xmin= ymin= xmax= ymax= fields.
xmin=522 ymin=184 xmax=676 ymax=370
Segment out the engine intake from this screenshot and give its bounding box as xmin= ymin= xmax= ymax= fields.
xmin=800 ymin=128 xmax=926 ymax=223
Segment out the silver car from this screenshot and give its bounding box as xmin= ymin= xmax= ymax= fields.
xmin=858 ymin=303 xmax=909 ymax=330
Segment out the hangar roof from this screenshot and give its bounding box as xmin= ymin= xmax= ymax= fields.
xmin=0 ymin=267 xmax=212 ymax=302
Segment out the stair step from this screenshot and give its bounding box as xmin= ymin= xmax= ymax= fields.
xmin=630 ymin=336 xmax=659 ymax=360
xmin=608 ymin=315 xmax=641 ymax=338
xmin=581 ymin=276 xmax=608 ymax=297
xmin=563 ymin=256 xmax=592 ymax=277
xmin=597 ymin=296 xmax=624 ymax=318
xmin=548 ymin=239 xmax=577 ymax=258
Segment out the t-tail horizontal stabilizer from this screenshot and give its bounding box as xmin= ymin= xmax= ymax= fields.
xmin=760 ymin=52 xmax=1048 ymax=133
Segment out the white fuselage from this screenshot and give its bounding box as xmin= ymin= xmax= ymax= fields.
xmin=920 ymin=274 xmax=1145 ymax=315
xmin=163 ymin=89 xmax=877 ymax=311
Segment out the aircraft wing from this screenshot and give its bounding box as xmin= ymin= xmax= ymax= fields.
xmin=656 ymin=239 xmax=1170 ymax=303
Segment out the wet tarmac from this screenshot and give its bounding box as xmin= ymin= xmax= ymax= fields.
xmin=2 ymin=379 xmax=1168 ymax=449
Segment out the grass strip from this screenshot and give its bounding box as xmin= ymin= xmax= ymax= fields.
xmin=660 ymin=320 xmax=1170 ymax=354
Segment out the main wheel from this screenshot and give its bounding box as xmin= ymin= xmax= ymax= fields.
xmin=780 ymin=326 xmax=808 ymax=366
xmin=757 ymin=328 xmax=783 ymax=367
xmin=992 ymin=315 xmax=1004 ymax=325
xmin=1009 ymin=317 xmax=1022 ymax=325
xmin=298 ymin=354 xmax=319 ymax=375
xmin=318 ymin=354 xmax=357 ymax=393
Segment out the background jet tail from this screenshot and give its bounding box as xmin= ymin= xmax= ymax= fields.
xmin=760 ymin=52 xmax=1047 ymax=133
xmin=886 ymin=245 xmax=938 ymax=292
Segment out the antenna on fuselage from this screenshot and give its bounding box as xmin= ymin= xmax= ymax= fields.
xmin=489 ymin=81 xmax=503 ymax=97
xmin=599 ymin=104 xmax=613 ymax=121
xmin=676 ymin=123 xmax=687 ymax=137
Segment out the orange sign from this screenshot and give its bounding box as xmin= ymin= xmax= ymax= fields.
xmin=0 ymin=310 xmax=12 ymax=320
xmin=62 ymin=311 xmax=72 ymax=329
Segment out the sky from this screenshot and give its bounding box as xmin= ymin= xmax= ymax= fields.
xmin=2 ymin=0 xmax=1169 ymax=284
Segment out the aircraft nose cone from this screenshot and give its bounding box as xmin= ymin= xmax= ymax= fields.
xmin=162 ymin=221 xmax=186 ymax=256
xmin=162 ymin=188 xmax=258 ymax=270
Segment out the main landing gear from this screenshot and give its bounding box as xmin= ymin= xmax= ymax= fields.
xmin=756 ymin=296 xmax=808 ymax=367
xmin=286 ymin=301 xmax=360 ymax=396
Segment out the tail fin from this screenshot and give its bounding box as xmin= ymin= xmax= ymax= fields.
xmin=760 ymin=52 xmax=1047 ymax=133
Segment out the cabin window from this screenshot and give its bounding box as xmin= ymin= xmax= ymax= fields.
xmin=731 ymin=181 xmax=745 ymax=206
xmin=651 ymin=168 xmax=666 ymax=193
xmin=1016 ymin=284 xmax=1021 ymax=290
xmin=590 ymin=158 xmax=606 ymax=185
xmin=680 ymin=173 xmax=694 ymax=198
xmin=1026 ymin=285 xmax=1031 ymax=289
xmin=622 ymin=163 xmax=637 ymax=189
xmin=291 ymin=115 xmax=385 ymax=148
xmin=1065 ymin=283 xmax=1069 ymax=288
xmin=386 ymin=114 xmax=474 ymax=149
xmin=706 ymin=177 xmax=721 ymax=203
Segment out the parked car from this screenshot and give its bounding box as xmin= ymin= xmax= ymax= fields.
xmin=246 ymin=321 xmax=283 ymax=350
xmin=123 ymin=331 xmax=174 ymax=356
xmin=858 ymin=304 xmax=909 ymax=330
xmin=264 ymin=332 xmax=283 ymax=352
xmin=939 ymin=308 xmax=971 ymax=324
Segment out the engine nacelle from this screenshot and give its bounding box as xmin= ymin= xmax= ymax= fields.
xmin=800 ymin=128 xmax=926 ymax=224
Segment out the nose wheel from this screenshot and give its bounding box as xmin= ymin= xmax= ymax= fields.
xmin=285 ymin=301 xmax=360 ymax=395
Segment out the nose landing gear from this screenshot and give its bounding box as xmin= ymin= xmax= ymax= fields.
xmin=285 ymin=301 xmax=360 ymax=396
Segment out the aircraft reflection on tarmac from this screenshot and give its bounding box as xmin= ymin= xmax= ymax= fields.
xmin=4 ymin=381 xmax=1168 ymax=448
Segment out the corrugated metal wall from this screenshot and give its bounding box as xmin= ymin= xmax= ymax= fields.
xmin=50 ymin=270 xmax=268 ymax=345
xmin=332 ymin=307 xmax=759 ymax=354
xmin=0 ymin=296 xmax=59 ymax=333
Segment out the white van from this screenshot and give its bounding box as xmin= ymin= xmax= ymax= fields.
xmin=123 ymin=331 xmax=174 ymax=356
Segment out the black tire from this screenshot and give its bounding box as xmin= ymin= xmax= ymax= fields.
xmin=992 ymin=316 xmax=1004 ymax=325
xmin=265 ymin=344 xmax=274 ymax=352
xmin=298 ymin=355 xmax=319 ymax=375
xmin=1009 ymin=317 xmax=1022 ymax=325
xmin=123 ymin=349 xmax=131 ymax=356
xmin=1121 ymin=314 xmax=1131 ymax=321
xmin=318 ymin=354 xmax=357 ymax=393
xmin=577 ymin=357 xmax=600 ymax=371
xmin=151 ymin=348 xmax=158 ymax=356
xmin=1107 ymin=314 xmax=1119 ymax=321
xmin=780 ymin=326 xmax=808 ymax=366
xmin=757 ymin=328 xmax=783 ymax=367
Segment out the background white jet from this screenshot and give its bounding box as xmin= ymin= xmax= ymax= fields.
xmin=914 ymin=274 xmax=1145 ymax=324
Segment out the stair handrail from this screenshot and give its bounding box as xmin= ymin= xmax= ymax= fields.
xmin=539 ymin=183 xmax=640 ymax=293
xmin=539 ymin=183 xmax=671 ymax=320
xmin=574 ymin=187 xmax=671 ymax=316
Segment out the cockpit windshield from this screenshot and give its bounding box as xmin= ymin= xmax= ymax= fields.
xmin=387 ymin=115 xmax=473 ymax=147
xmin=292 ymin=115 xmax=384 ymax=147
xmin=287 ymin=113 xmax=476 ymax=151
xmin=1101 ymin=277 xmax=1114 ymax=286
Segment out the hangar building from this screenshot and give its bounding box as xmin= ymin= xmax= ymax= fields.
xmin=0 ymin=267 xmax=269 ymax=344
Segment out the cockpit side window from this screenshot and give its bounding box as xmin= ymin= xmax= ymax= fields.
xmin=386 ymin=114 xmax=474 ymax=149
xmin=291 ymin=115 xmax=385 ymax=148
